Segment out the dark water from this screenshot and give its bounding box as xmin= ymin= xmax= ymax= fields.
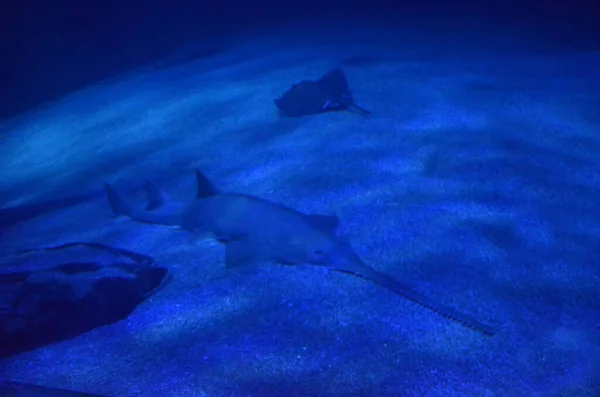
xmin=2 ymin=0 xmax=598 ymax=121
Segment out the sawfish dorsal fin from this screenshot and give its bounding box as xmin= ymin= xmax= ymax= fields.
xmin=195 ymin=169 xmax=218 ymax=198
xmin=305 ymin=214 xmax=340 ymax=234
xmin=143 ymin=180 xmax=168 ymax=210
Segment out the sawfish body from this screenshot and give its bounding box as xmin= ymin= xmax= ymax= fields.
xmin=104 ymin=170 xmax=494 ymax=336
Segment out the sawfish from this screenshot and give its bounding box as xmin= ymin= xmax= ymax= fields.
xmin=104 ymin=170 xmax=494 ymax=336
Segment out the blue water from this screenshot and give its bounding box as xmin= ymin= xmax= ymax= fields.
xmin=1 ymin=2 xmax=599 ymax=396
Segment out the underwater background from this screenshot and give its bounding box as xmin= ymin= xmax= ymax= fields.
xmin=1 ymin=0 xmax=599 ymax=395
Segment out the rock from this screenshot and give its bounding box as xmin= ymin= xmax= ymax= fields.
xmin=0 ymin=242 xmax=170 ymax=358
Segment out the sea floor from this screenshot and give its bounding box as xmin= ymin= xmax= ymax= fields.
xmin=1 ymin=17 xmax=599 ymax=397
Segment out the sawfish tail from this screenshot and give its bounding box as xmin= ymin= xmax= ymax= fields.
xmin=348 ymin=265 xmax=495 ymax=336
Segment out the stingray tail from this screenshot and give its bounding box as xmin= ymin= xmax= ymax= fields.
xmin=347 ymin=265 xmax=495 ymax=336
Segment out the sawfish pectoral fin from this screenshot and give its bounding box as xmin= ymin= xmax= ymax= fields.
xmin=224 ymin=239 xmax=267 ymax=268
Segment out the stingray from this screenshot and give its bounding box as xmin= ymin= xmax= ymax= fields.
xmin=274 ymin=68 xmax=372 ymax=117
